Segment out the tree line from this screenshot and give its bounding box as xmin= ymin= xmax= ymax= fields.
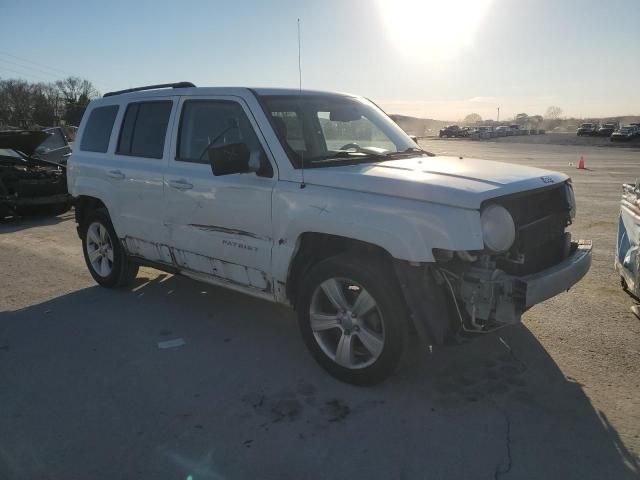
xmin=0 ymin=77 xmax=99 ymax=129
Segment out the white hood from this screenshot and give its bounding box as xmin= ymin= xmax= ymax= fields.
xmin=303 ymin=156 xmax=569 ymax=210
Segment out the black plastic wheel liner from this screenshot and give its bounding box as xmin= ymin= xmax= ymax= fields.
xmin=393 ymin=260 xmax=454 ymax=345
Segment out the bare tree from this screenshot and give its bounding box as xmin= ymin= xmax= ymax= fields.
xmin=0 ymin=79 xmax=35 ymax=127
xmin=464 ymin=113 xmax=482 ymax=124
xmin=0 ymin=76 xmax=99 ymax=128
xmin=55 ymin=77 xmax=98 ymax=104
xmin=55 ymin=77 xmax=100 ymax=125
xmin=545 ymin=106 xmax=563 ymax=119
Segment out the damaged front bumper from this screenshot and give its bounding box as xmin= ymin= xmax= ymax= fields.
xmin=454 ymin=240 xmax=592 ymax=329
xmin=522 ymin=240 xmax=592 ymax=307
xmin=394 ymin=241 xmax=592 ymax=345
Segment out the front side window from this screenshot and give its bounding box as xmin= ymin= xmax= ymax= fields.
xmin=177 ymin=100 xmax=263 ymax=165
xmin=80 ymin=105 xmax=119 ymax=153
xmin=117 ymin=101 xmax=172 ymax=158
xmin=259 ymin=95 xmax=420 ymax=168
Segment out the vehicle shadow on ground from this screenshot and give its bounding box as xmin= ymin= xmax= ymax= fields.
xmin=0 ymin=210 xmax=73 ymax=233
xmin=0 ymin=273 xmax=638 ymax=480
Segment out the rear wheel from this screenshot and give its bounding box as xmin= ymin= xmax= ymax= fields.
xmin=297 ymin=254 xmax=409 ymax=385
xmin=81 ymin=208 xmax=138 ymax=288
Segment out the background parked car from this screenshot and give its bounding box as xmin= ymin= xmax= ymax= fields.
xmin=439 ymin=125 xmax=468 ymax=138
xmin=577 ymin=123 xmax=598 ymax=136
xmin=510 ymin=124 xmax=526 ymax=135
xmin=597 ymin=122 xmax=619 ymax=137
xmin=494 ymin=125 xmax=510 ymax=137
xmin=611 ymin=126 xmax=637 ymax=142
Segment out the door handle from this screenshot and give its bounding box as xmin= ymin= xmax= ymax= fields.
xmin=168 ymin=179 xmax=194 ymax=190
xmin=107 ymin=170 xmax=125 ymax=180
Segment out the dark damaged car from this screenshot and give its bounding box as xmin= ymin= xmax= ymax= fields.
xmin=0 ymin=130 xmax=72 ymax=218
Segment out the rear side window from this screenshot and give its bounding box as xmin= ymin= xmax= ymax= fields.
xmin=80 ymin=106 xmax=119 ymax=152
xmin=117 ymin=101 xmax=172 ymax=158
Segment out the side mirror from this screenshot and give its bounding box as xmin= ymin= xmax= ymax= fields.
xmin=208 ymin=143 xmax=251 ymax=176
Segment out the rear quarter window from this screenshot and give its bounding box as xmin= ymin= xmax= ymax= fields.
xmin=80 ymin=105 xmax=119 ymax=153
xmin=117 ymin=101 xmax=172 ymax=159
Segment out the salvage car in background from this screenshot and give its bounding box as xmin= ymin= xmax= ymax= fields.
xmin=0 ymin=130 xmax=71 ymax=218
xmin=611 ymin=126 xmax=637 ymax=142
xmin=597 ymin=122 xmax=619 ymax=137
xmin=34 ymin=127 xmax=73 ymax=165
xmin=471 ymin=126 xmax=494 ymax=139
xmin=617 ymin=181 xmax=640 ymax=304
xmin=577 ymin=123 xmax=598 ymax=136
xmin=494 ymin=125 xmax=511 ymax=137
xmin=439 ymin=125 xmax=468 ymax=138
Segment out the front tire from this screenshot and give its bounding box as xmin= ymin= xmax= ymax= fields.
xmin=297 ymin=254 xmax=409 ymax=385
xmin=81 ymin=208 xmax=138 ymax=288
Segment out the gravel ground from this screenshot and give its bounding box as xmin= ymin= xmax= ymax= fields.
xmin=0 ymin=141 xmax=639 ymax=479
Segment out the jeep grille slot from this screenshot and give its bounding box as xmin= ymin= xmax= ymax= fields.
xmin=488 ymin=184 xmax=570 ymax=275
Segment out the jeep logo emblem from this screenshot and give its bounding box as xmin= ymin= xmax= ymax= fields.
xmin=540 ymin=176 xmax=555 ymax=184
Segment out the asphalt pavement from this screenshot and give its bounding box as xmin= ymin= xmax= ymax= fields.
xmin=1 ymin=140 xmax=638 ymax=479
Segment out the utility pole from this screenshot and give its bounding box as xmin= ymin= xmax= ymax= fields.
xmin=497 ymin=106 xmax=500 ymax=122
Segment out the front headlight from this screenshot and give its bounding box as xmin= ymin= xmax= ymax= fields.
xmin=480 ymin=204 xmax=516 ymax=253
xmin=566 ymin=181 xmax=576 ymax=220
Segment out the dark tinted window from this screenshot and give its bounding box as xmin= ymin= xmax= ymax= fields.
xmin=80 ymin=105 xmax=119 ymax=152
xmin=177 ymin=100 xmax=261 ymax=164
xmin=117 ymin=101 xmax=172 ymax=158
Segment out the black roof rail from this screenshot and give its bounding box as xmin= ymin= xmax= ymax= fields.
xmin=103 ymin=82 xmax=196 ymax=98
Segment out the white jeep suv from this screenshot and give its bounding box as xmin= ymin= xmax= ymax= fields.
xmin=68 ymin=82 xmax=592 ymax=385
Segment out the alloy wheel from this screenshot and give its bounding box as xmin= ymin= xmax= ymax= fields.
xmin=309 ymin=277 xmax=385 ymax=369
xmin=86 ymin=221 xmax=114 ymax=277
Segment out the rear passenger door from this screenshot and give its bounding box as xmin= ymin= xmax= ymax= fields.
xmin=163 ymin=96 xmax=275 ymax=294
xmin=112 ymin=98 xmax=177 ymax=264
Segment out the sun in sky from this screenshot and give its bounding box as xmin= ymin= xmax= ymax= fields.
xmin=376 ymin=0 xmax=493 ymax=61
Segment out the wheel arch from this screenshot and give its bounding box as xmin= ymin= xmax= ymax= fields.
xmin=284 ymin=232 xmax=395 ymax=308
xmin=74 ymin=195 xmax=108 ymax=238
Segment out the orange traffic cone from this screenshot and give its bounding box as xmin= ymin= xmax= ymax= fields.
xmin=577 ymin=156 xmax=585 ymax=169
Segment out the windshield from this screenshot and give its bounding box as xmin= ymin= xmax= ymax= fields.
xmin=259 ymin=94 xmax=420 ymax=168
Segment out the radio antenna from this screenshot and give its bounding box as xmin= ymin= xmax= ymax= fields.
xmin=297 ymin=18 xmax=306 ymax=189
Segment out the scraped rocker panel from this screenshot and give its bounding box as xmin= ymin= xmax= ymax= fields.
xmin=123 ymin=236 xmax=270 ymax=292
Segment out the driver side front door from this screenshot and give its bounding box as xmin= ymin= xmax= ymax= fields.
xmin=163 ymin=96 xmax=276 ymax=297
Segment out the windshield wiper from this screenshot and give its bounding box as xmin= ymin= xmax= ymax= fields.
xmin=383 ymin=147 xmax=434 ymax=158
xmin=308 ymin=151 xmax=385 ymax=163
xmin=307 ymin=147 xmax=433 ymax=165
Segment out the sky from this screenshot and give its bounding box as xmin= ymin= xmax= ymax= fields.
xmin=1 ymin=0 xmax=638 ymax=121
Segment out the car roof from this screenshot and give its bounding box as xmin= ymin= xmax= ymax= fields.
xmin=92 ymin=86 xmax=359 ymax=103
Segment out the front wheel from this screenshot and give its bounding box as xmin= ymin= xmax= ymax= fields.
xmin=297 ymin=254 xmax=409 ymax=385
xmin=81 ymin=208 xmax=138 ymax=288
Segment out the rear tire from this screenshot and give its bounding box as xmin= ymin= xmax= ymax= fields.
xmin=81 ymin=208 xmax=138 ymax=288
xmin=296 ymin=254 xmax=409 ymax=385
